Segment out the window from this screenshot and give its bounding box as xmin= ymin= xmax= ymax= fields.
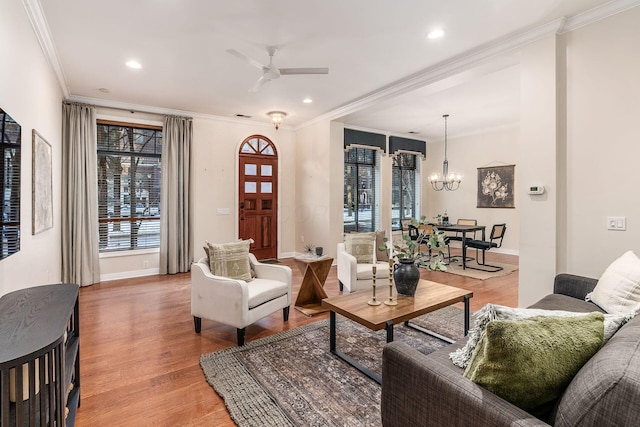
xmin=392 ymin=153 xmax=418 ymax=231
xmin=0 ymin=108 xmax=20 ymax=260
xmin=344 ymin=147 xmax=377 ymax=233
xmin=97 ymin=121 xmax=162 ymax=251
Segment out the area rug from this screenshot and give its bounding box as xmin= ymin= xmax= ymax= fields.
xmin=200 ymin=306 xmax=467 ymax=427
xmin=444 ymin=260 xmax=518 ymax=280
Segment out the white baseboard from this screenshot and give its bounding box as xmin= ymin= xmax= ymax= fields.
xmin=100 ymin=268 xmax=160 ymax=282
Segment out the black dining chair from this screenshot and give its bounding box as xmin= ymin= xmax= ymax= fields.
xmin=465 ymin=223 xmax=507 ymax=272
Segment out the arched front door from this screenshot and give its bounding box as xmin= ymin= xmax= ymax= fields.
xmin=238 ymin=135 xmax=278 ymax=260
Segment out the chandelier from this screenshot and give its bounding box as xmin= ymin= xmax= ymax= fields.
xmin=429 ymin=114 xmax=462 ymax=191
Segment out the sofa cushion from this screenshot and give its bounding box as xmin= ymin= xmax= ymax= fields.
xmin=345 ymin=232 xmax=376 ymax=264
xmin=586 ymin=250 xmax=640 ymax=315
xmin=529 ymin=293 xmax=605 ymax=313
xmin=553 ymin=314 xmax=640 ymax=427
xmin=207 ymin=240 xmax=253 ymax=282
xmin=450 ymin=303 xmax=632 ymax=369
xmin=247 ymin=278 xmax=289 ymax=309
xmin=464 ymin=313 xmax=605 ymax=420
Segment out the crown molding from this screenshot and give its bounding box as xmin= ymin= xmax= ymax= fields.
xmin=22 ymin=0 xmax=69 ymax=98
xmin=67 ymin=95 xmax=293 ymax=130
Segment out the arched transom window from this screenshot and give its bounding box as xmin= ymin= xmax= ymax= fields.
xmin=240 ymin=136 xmax=277 ymax=156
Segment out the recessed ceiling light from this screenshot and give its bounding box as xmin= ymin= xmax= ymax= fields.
xmin=303 ymin=98 xmax=313 ymax=104
xmin=427 ymin=29 xmax=445 ymax=39
xmin=126 ymin=60 xmax=142 ymax=69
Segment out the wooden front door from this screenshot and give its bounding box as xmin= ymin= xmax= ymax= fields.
xmin=238 ymin=136 xmax=278 ymax=260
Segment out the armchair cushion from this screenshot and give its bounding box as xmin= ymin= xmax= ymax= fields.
xmin=247 ymin=278 xmax=290 ymax=309
xmin=345 ymin=232 xmax=376 ymax=263
xmin=586 ymin=250 xmax=640 ymax=315
xmin=206 ymin=239 xmax=253 ymax=281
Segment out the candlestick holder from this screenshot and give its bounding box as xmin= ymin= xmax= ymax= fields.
xmin=384 ymin=261 xmax=397 ymax=306
xmin=368 ymin=265 xmax=381 ymax=306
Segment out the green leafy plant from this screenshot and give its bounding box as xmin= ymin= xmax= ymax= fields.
xmin=379 ymin=217 xmax=451 ymax=271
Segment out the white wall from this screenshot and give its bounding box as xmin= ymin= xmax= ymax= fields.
xmin=0 ymin=0 xmax=63 ymax=296
xmin=295 ymin=120 xmax=336 ymax=256
xmin=191 ymin=117 xmax=297 ymax=261
xmin=518 ymin=36 xmax=559 ymax=307
xmin=561 ymin=6 xmax=640 ymax=277
xmin=424 ymin=125 xmax=520 ymax=254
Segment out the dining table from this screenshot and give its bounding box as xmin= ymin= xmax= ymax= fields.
xmin=433 ymin=223 xmax=486 ymax=269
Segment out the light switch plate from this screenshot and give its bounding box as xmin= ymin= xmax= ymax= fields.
xmin=607 ymin=216 xmax=626 ymax=230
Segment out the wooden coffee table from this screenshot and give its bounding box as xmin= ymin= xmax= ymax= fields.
xmin=321 ymin=279 xmax=472 ymax=384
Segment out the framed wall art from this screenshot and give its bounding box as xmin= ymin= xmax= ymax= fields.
xmin=477 ymin=165 xmax=515 ymax=208
xmin=32 ymin=130 xmax=53 ymax=234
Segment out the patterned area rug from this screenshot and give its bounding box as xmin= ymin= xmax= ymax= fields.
xmin=200 ymin=306 xmax=467 ymax=427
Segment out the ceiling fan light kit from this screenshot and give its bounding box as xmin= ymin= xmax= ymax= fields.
xmin=267 ymin=111 xmax=287 ymax=130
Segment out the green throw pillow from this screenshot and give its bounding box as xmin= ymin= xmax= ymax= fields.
xmin=463 ymin=313 xmax=604 ymax=419
xmin=345 ymin=232 xmax=376 ymax=264
xmin=207 ymin=240 xmax=253 ymax=282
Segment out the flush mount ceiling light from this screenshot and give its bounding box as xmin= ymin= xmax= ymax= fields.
xmin=126 ymin=60 xmax=142 ymax=69
xmin=427 ymin=28 xmax=445 ymax=39
xmin=267 ymin=111 xmax=287 ymax=130
xmin=429 ymin=114 xmax=462 ymax=191
xmin=303 ymin=98 xmax=313 ymax=104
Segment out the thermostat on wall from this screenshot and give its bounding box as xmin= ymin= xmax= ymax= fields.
xmin=527 ymin=185 xmax=545 ymax=195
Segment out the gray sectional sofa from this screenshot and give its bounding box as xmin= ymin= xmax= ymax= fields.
xmin=381 ymin=274 xmax=640 ymax=426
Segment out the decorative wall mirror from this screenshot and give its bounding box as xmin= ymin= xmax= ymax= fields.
xmin=0 ymin=107 xmax=21 ymax=260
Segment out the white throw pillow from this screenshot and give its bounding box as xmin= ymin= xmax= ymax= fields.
xmin=586 ymin=251 xmax=640 ymax=315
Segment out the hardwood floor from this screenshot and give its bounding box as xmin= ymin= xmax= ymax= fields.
xmin=75 ymin=249 xmax=518 ymax=427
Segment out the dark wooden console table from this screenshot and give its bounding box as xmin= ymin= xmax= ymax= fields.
xmin=0 ymin=284 xmax=80 ymax=427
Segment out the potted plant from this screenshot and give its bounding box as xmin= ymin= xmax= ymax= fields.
xmin=380 ymin=218 xmax=450 ymax=296
xmin=303 ymin=243 xmax=315 ymax=258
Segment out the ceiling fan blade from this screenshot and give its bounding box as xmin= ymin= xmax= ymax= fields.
xmin=248 ymin=75 xmax=269 ymax=92
xmin=226 ymin=49 xmax=265 ymax=70
xmin=279 ymin=67 xmax=329 ymax=75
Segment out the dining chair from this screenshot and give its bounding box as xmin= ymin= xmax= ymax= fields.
xmin=448 ymin=218 xmax=478 ymax=242
xmin=465 ymin=223 xmax=507 ymax=272
xmin=447 ymin=218 xmax=477 ymax=262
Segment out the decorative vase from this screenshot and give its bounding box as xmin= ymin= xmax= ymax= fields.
xmin=393 ymin=258 xmax=420 ymax=296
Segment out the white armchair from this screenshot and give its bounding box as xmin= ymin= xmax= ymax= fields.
xmin=337 ymin=242 xmax=391 ymax=293
xmin=191 ymin=253 xmax=293 ymax=346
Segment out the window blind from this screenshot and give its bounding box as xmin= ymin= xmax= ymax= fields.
xmin=97 ymin=121 xmax=162 ymax=252
xmin=0 ymin=108 xmax=21 ymax=260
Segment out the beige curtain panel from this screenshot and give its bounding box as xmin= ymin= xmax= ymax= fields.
xmin=160 ymin=115 xmax=193 ymax=274
xmin=61 ymin=103 xmax=100 ymax=286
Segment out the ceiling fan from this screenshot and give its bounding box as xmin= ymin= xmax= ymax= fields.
xmin=226 ymin=46 xmax=329 ymax=92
